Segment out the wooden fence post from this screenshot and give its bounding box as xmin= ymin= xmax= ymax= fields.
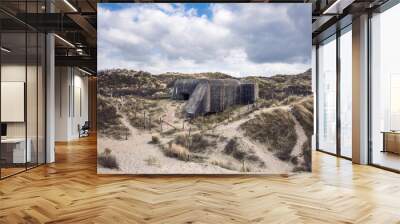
xmin=149 ymin=114 xmax=151 ymax=131
xmin=160 ymin=117 xmax=163 ymax=133
xmin=188 ymin=126 xmax=192 ymax=150
xmin=143 ymin=111 xmax=146 ymax=129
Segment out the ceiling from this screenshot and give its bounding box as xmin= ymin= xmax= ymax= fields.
xmin=310 ymin=0 xmax=390 ymax=44
xmin=0 ymin=0 xmax=97 ymax=74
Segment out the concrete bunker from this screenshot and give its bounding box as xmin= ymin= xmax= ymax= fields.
xmin=172 ymin=78 xmax=258 ymax=117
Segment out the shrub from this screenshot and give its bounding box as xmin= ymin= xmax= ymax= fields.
xmin=240 ymin=161 xmax=251 ymax=172
xmin=274 ymin=151 xmax=292 ymax=162
xmin=211 ymin=160 xmax=236 ymax=171
xmin=162 ymin=143 xmax=191 ymax=161
xmin=223 ymin=137 xmax=264 ymax=167
xmin=150 ymin=135 xmax=160 ymax=144
xmin=292 ymin=140 xmax=312 ymax=172
xmin=189 ymin=134 xmax=217 ymax=153
xmin=163 ymin=128 xmax=178 ymax=136
xmin=290 ymin=156 xmax=298 ymax=165
xmin=144 ymin=156 xmax=160 ymax=166
xmin=281 ymin=95 xmax=302 ymax=105
xmin=174 ymin=135 xmax=188 ymax=147
xmin=240 ymin=108 xmax=297 ymax=154
xmin=224 ymin=137 xmax=246 ymax=160
xmin=98 ymin=148 xmax=119 ymax=169
xmin=97 ymin=97 xmax=130 ymax=140
xmin=302 ymin=140 xmax=312 ymax=171
xmin=291 ymin=97 xmax=314 ymax=138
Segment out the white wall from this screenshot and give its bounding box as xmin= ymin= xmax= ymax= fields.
xmin=312 ymin=45 xmax=317 ymax=150
xmin=55 ymin=67 xmax=89 ymax=141
xmin=55 ymin=66 xmax=70 ymax=141
xmin=1 ymin=65 xmax=38 ymax=138
xmin=1 ymin=63 xmax=46 ymax=164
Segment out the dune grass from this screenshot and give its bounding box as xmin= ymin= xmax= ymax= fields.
xmin=240 ymin=108 xmax=297 ymax=156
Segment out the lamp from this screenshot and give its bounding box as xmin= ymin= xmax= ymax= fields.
xmin=1 ymin=47 xmax=11 ymax=53
xmin=63 ymin=0 xmax=78 ymax=12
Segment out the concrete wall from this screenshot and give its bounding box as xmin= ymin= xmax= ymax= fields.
xmin=174 ymin=79 xmax=257 ymax=117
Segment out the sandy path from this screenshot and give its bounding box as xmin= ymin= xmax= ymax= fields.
xmin=98 ymin=98 xmax=308 ymax=174
xmin=289 ymin=110 xmax=307 ymax=164
xmin=211 ymin=105 xmax=294 ymax=173
xmin=99 ymin=111 xmax=237 ymax=174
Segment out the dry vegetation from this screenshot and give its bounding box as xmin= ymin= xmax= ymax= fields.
xmin=144 ymin=156 xmax=160 ymax=167
xmin=98 ymin=148 xmax=119 ymax=169
xmin=240 ymin=109 xmax=297 ymax=162
xmin=98 ymin=68 xmax=313 ymax=173
xmin=162 ymin=143 xmax=192 ymax=162
xmin=244 ymin=69 xmax=312 ymax=103
xmin=291 ymin=97 xmax=314 ymax=137
xmin=97 ymin=97 xmax=130 ymax=140
xmin=290 ymin=97 xmax=313 ymax=171
xmin=224 ymin=137 xmax=265 ymax=168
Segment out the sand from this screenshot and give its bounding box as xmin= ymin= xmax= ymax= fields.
xmin=98 ymin=100 xmax=308 ymax=174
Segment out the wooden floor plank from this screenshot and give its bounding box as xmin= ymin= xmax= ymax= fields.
xmin=0 ymin=134 xmax=400 ymax=223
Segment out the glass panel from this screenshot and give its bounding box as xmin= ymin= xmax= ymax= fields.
xmin=1 ymin=31 xmax=27 ymax=177
xmin=340 ymin=27 xmax=352 ymax=158
xmin=0 ymin=1 xmax=46 ymax=178
xmin=317 ymin=35 xmax=337 ymax=154
xmin=38 ymin=32 xmax=45 ymax=165
xmin=26 ymin=0 xmax=39 ymax=169
xmin=27 ymin=31 xmax=38 ymax=169
xmin=371 ymin=4 xmax=400 ymax=171
xmin=312 ymin=45 xmax=317 ymax=150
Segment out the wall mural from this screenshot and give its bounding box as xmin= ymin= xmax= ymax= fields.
xmin=97 ymin=3 xmax=313 ymax=174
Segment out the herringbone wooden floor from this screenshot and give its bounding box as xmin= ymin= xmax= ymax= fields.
xmin=1 ymin=135 xmax=400 ymax=224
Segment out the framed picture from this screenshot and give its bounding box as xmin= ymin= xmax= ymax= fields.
xmin=97 ymin=3 xmax=312 ymax=174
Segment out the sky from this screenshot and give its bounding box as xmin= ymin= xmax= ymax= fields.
xmin=97 ymin=3 xmax=311 ymax=77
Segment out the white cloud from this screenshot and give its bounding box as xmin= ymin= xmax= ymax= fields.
xmin=98 ymin=3 xmax=311 ymax=77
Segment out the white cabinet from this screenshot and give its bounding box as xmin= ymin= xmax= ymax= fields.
xmin=1 ymin=138 xmax=32 ymax=163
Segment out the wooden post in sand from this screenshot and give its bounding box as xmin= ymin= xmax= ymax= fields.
xmin=149 ymin=114 xmax=152 ymax=131
xmin=188 ymin=126 xmax=192 ymax=150
xmin=160 ymin=117 xmax=163 ymax=133
xmin=143 ymin=111 xmax=146 ymax=129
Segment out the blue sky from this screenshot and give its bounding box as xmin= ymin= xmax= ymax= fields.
xmin=183 ymin=3 xmax=212 ymax=17
xmin=97 ymin=3 xmax=311 ymax=77
xmin=101 ymin=3 xmax=212 ymax=17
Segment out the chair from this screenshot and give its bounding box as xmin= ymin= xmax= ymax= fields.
xmin=79 ymin=121 xmax=90 ymax=138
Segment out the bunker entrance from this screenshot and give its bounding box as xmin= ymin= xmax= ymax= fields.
xmin=181 ymin=93 xmax=190 ymax=100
